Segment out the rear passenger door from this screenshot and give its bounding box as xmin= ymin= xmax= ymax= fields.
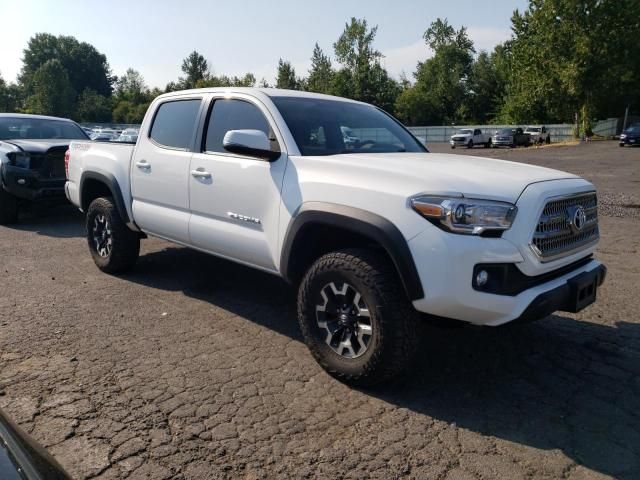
xmin=131 ymin=97 xmax=203 ymax=244
xmin=188 ymin=95 xmax=287 ymax=271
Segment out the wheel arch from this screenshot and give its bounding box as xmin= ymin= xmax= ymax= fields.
xmin=80 ymin=171 xmax=130 ymax=225
xmin=280 ymin=202 xmax=424 ymax=301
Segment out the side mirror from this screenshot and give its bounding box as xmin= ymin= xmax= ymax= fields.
xmin=223 ymin=130 xmax=280 ymax=160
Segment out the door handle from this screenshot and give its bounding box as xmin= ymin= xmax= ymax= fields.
xmin=191 ymin=168 xmax=212 ymax=179
xmin=136 ymin=160 xmax=150 ymax=170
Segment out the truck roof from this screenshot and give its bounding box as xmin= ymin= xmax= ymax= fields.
xmin=157 ymin=87 xmax=364 ymax=105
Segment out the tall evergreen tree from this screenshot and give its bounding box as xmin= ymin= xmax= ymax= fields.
xmin=307 ymin=44 xmax=333 ymax=94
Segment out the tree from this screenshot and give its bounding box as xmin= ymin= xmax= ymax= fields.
xmin=394 ymin=19 xmax=475 ymax=125
xmin=332 ymin=18 xmax=400 ymax=111
xmin=76 ymin=89 xmax=112 ymax=122
xmin=180 ymin=51 xmax=209 ymax=89
xmin=24 ymin=59 xmax=75 ymax=117
xmin=500 ymin=0 xmax=640 ymax=126
xmin=276 ymin=59 xmax=299 ymax=90
xmin=20 ymin=33 xmax=113 ymax=98
xmin=466 ymin=51 xmax=502 ymax=123
xmin=115 ymin=68 xmax=147 ymax=104
xmin=0 ymin=73 xmax=24 ymax=112
xmin=196 ymin=72 xmax=256 ymax=88
xmin=307 ymin=43 xmax=333 ymax=94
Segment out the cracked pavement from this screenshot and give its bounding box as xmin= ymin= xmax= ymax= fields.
xmin=1 ymin=141 xmax=639 ymax=479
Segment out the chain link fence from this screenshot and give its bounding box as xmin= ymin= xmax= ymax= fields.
xmin=407 ymin=118 xmax=619 ymax=143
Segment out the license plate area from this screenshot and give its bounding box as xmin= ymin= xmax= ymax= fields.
xmin=567 ymin=270 xmax=598 ymax=312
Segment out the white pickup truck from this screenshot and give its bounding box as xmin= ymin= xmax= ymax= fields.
xmin=65 ymin=88 xmax=606 ymax=385
xmin=450 ymin=128 xmax=492 ymax=148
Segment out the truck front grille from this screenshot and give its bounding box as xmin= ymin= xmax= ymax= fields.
xmin=531 ymin=192 xmax=599 ymax=262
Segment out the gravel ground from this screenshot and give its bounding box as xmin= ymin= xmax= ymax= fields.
xmin=1 ymin=141 xmax=639 ymax=479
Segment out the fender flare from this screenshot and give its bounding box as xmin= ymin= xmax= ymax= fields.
xmin=79 ymin=170 xmax=130 ymax=224
xmin=280 ymin=202 xmax=424 ymax=301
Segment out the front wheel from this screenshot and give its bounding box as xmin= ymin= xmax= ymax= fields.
xmin=0 ymin=187 xmax=19 ymax=225
xmin=619 ymin=143 xmax=625 ymax=147
xmin=86 ymin=197 xmax=140 ymax=274
xmin=467 ymin=140 xmax=474 ymax=149
xmin=297 ymin=249 xmax=420 ymax=386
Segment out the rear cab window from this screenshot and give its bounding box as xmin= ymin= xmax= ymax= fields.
xmin=149 ymin=99 xmax=202 ymax=150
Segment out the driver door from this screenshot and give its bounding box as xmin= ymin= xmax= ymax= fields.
xmin=188 ymin=94 xmax=288 ymax=271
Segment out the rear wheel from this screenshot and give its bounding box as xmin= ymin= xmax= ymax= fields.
xmin=546 ymin=136 xmax=551 ymax=144
xmin=297 ymin=249 xmax=420 ymax=386
xmin=86 ymin=197 xmax=139 ymax=273
xmin=484 ymin=139 xmax=492 ymax=148
xmin=0 ymin=187 xmax=19 ymax=225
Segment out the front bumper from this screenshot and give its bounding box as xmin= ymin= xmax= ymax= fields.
xmin=620 ymin=136 xmax=639 ymax=145
xmin=406 ymin=178 xmax=605 ymax=326
xmin=493 ymin=139 xmax=513 ymax=146
xmin=1 ymin=165 xmax=66 ymax=201
xmin=513 ymin=264 xmax=606 ymax=323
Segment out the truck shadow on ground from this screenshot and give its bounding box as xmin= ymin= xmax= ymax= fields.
xmin=124 ymin=245 xmax=639 ymax=479
xmin=11 ymin=204 xmax=85 ymax=238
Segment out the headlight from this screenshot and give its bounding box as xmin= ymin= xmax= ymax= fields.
xmin=7 ymin=152 xmax=30 ymax=169
xmin=620 ymin=134 xmax=627 ymax=139
xmin=410 ymin=195 xmax=517 ymax=235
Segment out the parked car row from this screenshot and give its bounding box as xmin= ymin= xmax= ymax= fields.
xmin=450 ymin=126 xmax=551 ymax=149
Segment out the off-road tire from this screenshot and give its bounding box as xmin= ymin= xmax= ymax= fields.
xmin=297 ymin=249 xmax=420 ymax=386
xmin=86 ymin=197 xmax=139 ymax=274
xmin=0 ymin=187 xmax=19 ymax=225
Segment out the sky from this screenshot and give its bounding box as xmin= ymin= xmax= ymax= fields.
xmin=0 ymin=0 xmax=528 ymax=89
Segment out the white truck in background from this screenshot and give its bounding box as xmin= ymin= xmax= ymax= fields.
xmin=65 ymin=88 xmax=606 ymax=386
xmin=450 ymin=128 xmax=492 ymax=148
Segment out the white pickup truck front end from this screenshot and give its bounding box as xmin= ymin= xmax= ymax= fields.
xmin=407 ymin=178 xmax=605 ymax=325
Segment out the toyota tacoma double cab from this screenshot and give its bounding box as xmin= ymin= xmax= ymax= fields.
xmin=0 ymin=113 xmax=89 ymax=224
xmin=65 ymin=88 xmax=606 ymax=386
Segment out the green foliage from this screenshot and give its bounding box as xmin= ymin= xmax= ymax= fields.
xmin=115 ymin=68 xmax=147 ymax=104
xmin=196 ymin=73 xmax=256 ymax=88
xmin=307 ymin=44 xmax=333 ymax=94
xmin=180 ymin=51 xmax=209 ymax=89
xmin=0 ymin=73 xmax=24 ymax=112
xmin=76 ymin=89 xmax=112 ymax=122
xmin=276 ymin=59 xmax=299 ymax=90
xmin=20 ymin=33 xmax=113 ymax=98
xmin=395 ymin=19 xmax=475 ymax=125
xmin=331 ymin=17 xmax=401 ymax=111
xmin=500 ymin=0 xmax=640 ymax=125
xmin=24 ymin=59 xmax=75 ymax=117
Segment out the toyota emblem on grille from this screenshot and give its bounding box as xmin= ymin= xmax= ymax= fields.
xmin=568 ymin=205 xmax=587 ymax=233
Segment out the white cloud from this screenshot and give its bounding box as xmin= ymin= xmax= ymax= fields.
xmin=380 ymin=26 xmax=512 ymax=80
xmin=467 ymin=26 xmax=513 ymax=52
xmin=381 ymin=41 xmax=432 ymax=79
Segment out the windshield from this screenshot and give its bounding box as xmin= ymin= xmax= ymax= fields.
xmin=497 ymin=129 xmax=513 ymax=135
xmin=0 ymin=117 xmax=88 ymax=140
xmin=271 ymin=97 xmax=426 ymax=156
xmin=526 ymin=127 xmax=541 ymax=132
xmin=458 ymin=129 xmax=473 ymax=135
xmin=625 ymin=125 xmax=640 ymax=133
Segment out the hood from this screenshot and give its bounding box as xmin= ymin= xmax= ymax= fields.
xmin=452 ymin=133 xmax=472 ymax=138
xmin=303 ymin=152 xmax=578 ymax=203
xmin=0 ymin=139 xmax=74 ymax=153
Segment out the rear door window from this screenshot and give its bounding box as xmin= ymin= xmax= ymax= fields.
xmin=149 ymin=99 xmax=201 ymax=150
